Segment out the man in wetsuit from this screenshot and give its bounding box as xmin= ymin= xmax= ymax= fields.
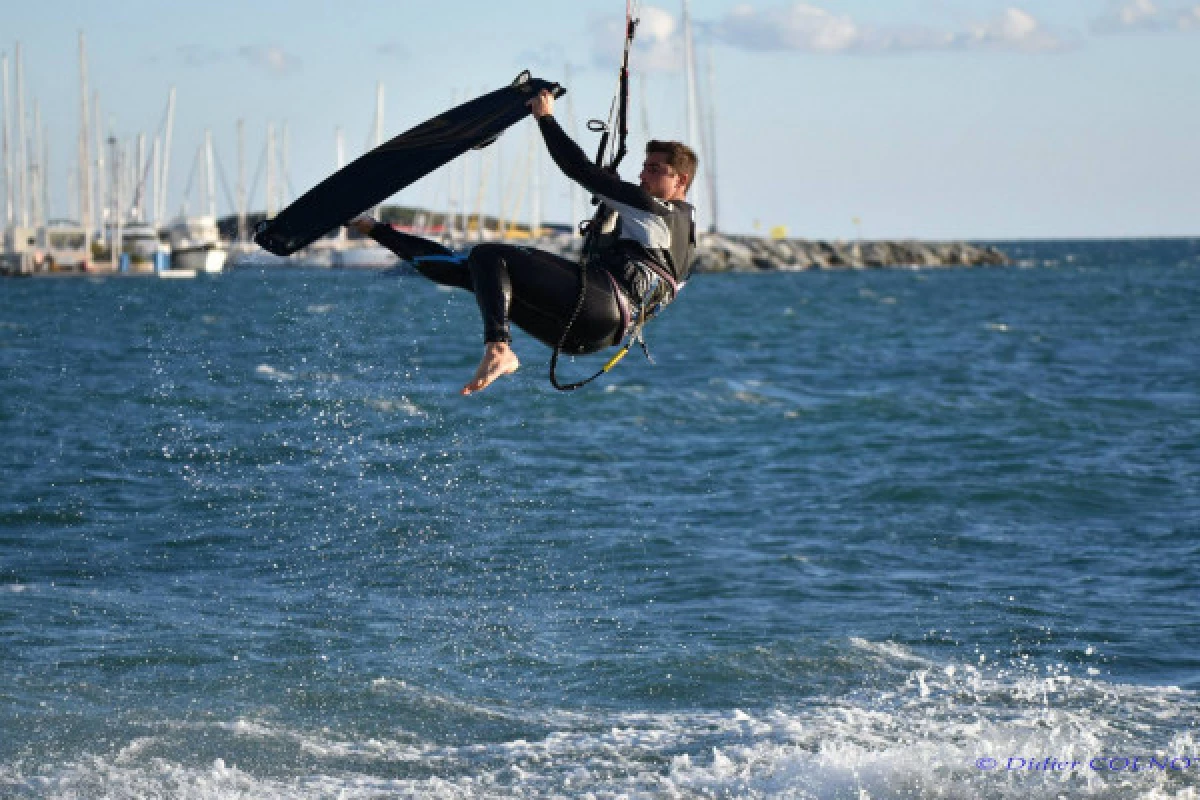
xmin=349 ymin=88 xmax=697 ymax=395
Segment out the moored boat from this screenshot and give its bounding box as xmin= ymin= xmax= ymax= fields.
xmin=167 ymin=215 xmax=227 ymax=273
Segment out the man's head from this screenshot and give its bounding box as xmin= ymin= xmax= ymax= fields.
xmin=640 ymin=140 xmax=698 ymax=202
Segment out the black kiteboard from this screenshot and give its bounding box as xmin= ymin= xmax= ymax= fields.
xmin=254 ymin=71 xmax=565 ymax=257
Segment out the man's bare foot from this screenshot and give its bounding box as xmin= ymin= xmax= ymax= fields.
xmin=461 ymin=342 xmax=520 ymax=395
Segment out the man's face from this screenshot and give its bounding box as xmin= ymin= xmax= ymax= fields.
xmin=639 ymin=153 xmax=687 ymax=201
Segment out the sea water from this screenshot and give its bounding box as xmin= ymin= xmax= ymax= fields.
xmin=1 ymin=239 xmax=1198 ymax=799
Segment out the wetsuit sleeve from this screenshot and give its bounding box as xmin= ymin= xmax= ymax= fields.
xmin=537 ymin=116 xmax=657 ymax=212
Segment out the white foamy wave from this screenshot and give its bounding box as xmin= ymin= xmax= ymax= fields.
xmin=1 ymin=756 xmax=290 ymax=800
xmin=849 ymin=636 xmax=936 ymax=667
xmin=255 ymin=364 xmax=295 ymax=382
xmin=656 ymin=640 xmax=1200 ymax=799
xmin=5 ymin=653 xmax=1198 ymax=799
xmin=364 ymin=397 xmax=426 ymax=416
xmin=219 ymin=718 xmax=429 ymax=762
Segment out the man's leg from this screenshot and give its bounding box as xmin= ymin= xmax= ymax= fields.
xmin=460 ymin=243 xmax=527 ymax=394
xmin=361 ymin=220 xmax=473 ymax=291
xmin=460 ymin=244 xmax=624 ymax=394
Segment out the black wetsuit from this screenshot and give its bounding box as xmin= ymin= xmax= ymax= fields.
xmin=369 ymin=114 xmax=696 ymax=355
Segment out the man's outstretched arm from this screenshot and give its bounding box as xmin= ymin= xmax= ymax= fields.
xmin=528 ymin=91 xmax=657 ymax=213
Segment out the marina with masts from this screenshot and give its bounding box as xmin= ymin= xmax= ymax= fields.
xmin=2 ymin=9 xmax=1007 ymax=278
xmin=0 ymin=29 xmax=613 ymax=278
xmin=0 ymin=4 xmax=728 ymax=278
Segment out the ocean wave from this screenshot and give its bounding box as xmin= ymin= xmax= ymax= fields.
xmin=254 ymin=364 xmax=296 ymax=382
xmin=5 ymin=650 xmax=1196 ymax=799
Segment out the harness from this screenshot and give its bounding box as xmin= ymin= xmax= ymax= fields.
xmin=552 ymin=0 xmax=681 ymax=391
xmin=601 ymin=259 xmax=677 ymax=372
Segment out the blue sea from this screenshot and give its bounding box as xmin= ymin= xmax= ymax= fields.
xmin=1 ymin=239 xmax=1198 ymax=799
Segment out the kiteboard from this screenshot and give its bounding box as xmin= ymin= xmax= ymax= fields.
xmin=254 ymin=71 xmax=564 ymax=257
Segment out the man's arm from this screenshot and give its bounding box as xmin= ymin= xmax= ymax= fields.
xmin=528 ymin=91 xmax=659 ymax=213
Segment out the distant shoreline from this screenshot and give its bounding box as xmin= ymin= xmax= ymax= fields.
xmin=6 ymin=230 xmax=1196 ymax=277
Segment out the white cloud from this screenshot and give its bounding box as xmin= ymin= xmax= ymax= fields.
xmin=1093 ymin=0 xmax=1200 ymax=32
xmin=590 ymin=5 xmax=684 ymax=72
xmin=1093 ymin=0 xmax=1167 ymax=32
xmin=588 ymin=3 xmax=1065 ymax=67
xmin=720 ymin=3 xmax=861 ymax=52
xmin=714 ymin=4 xmax=1064 ymax=54
xmin=636 ymin=5 xmax=687 ymax=70
xmin=1123 ymin=0 xmax=1162 ymax=25
xmin=956 ymin=8 xmax=1064 ymax=52
xmin=238 ymin=45 xmax=301 ymax=75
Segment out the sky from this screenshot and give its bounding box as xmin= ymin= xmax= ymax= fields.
xmin=2 ymin=0 xmax=1198 ymax=239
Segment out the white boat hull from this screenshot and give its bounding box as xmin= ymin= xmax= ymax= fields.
xmin=172 ymin=246 xmax=227 ymax=274
xmin=158 ymin=268 xmax=197 ymax=279
xmin=334 ymin=245 xmax=397 ymax=269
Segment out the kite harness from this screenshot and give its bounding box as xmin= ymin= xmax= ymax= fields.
xmin=549 ymin=0 xmax=664 ymax=391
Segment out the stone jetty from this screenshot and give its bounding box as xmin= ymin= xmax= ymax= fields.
xmin=690 ymin=234 xmax=1010 ymax=272
xmin=520 ymin=231 xmax=1010 ymax=273
xmin=219 ymin=208 xmax=1012 ymax=272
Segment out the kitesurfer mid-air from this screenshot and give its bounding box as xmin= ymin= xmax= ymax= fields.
xmin=349 ymin=88 xmax=698 ymax=395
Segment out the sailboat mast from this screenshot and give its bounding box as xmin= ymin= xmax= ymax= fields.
xmin=151 ymin=137 xmax=160 ymax=226
xmin=204 ymin=129 xmax=216 ymax=219
xmin=237 ymin=119 xmax=246 ymax=242
xmin=78 ymin=33 xmax=93 ymax=247
xmin=2 ymin=52 xmax=11 ymax=231
xmin=472 ymin=140 xmax=490 ymax=243
xmin=564 ymin=62 xmax=581 ymax=232
xmin=157 ymin=87 xmax=175 ymax=224
xmin=461 ymin=97 xmax=470 ymax=236
xmin=93 ymin=94 xmax=105 ymax=237
xmin=332 ymin=125 xmax=346 ymax=242
xmin=372 ymin=82 xmax=383 ymax=218
xmin=493 ymin=136 xmax=503 ymax=238
xmin=38 ymin=105 xmax=48 ymax=226
xmin=265 ymin=122 xmax=276 ymax=218
xmin=444 ymin=90 xmax=457 ymax=236
xmin=530 ymin=121 xmax=541 ymax=238
xmin=30 ymin=101 xmax=42 ymax=228
xmin=134 ymin=133 xmax=146 ymax=222
xmin=109 ymin=134 xmax=120 ymax=269
xmin=15 ymin=42 xmax=28 ymax=228
xmin=704 ymin=41 xmax=718 ymax=233
xmin=681 ymin=0 xmax=707 ymax=231
xmin=280 ymin=122 xmax=290 ymax=210
xmin=681 ymin=1 xmax=700 ymax=146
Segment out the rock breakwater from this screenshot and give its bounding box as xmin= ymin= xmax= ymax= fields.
xmin=502 ymin=231 xmax=1010 ymax=272
xmin=691 ymin=234 xmax=1010 ymax=272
